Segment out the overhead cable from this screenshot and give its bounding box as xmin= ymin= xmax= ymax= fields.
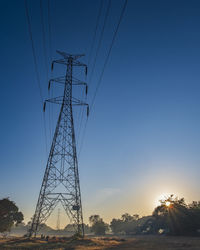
xmin=78 ymin=0 xmax=128 ymax=157
xmin=24 ymin=0 xmax=48 ymax=155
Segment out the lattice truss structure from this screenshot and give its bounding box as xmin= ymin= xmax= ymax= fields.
xmin=29 ymin=51 xmax=88 ymax=237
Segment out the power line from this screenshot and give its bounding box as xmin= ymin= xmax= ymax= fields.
xmin=77 ymin=0 xmax=111 ymax=149
xmin=24 ymin=0 xmax=43 ymax=104
xmin=77 ymin=0 xmax=104 ymax=146
xmin=78 ymin=116 xmax=88 ymax=159
xmin=40 ymin=0 xmax=53 ymax=141
xmin=88 ymin=0 xmax=111 ymax=86
xmin=87 ymin=0 xmax=104 ymax=69
xmin=90 ymin=0 xmax=128 ymax=111
xmin=78 ymin=0 xmax=128 ymax=157
xmin=24 ymin=0 xmax=48 ymax=155
xmin=47 ymin=0 xmax=52 ymax=63
xmin=47 ymin=0 xmax=54 ymax=142
xmin=40 ymin=0 xmax=49 ymax=82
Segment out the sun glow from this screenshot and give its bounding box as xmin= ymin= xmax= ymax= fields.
xmin=165 ymin=201 xmax=171 ymax=207
xmin=155 ymin=193 xmax=171 ymax=207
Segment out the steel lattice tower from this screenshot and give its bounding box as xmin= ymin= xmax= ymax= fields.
xmin=56 ymin=208 xmax=60 ymax=230
xmin=29 ymin=51 xmax=88 ymax=237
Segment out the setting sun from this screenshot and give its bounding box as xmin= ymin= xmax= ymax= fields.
xmin=165 ymin=201 xmax=171 ymax=207
xmin=155 ymin=193 xmax=171 ymax=207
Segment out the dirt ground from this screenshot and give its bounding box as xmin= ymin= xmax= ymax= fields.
xmin=0 ymin=235 xmax=200 ymax=249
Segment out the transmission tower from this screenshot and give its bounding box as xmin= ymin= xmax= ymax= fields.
xmin=56 ymin=208 xmax=60 ymax=230
xmin=29 ymin=51 xmax=88 ymax=237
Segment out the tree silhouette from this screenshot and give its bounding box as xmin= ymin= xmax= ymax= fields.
xmin=110 ymin=213 xmax=139 ymax=235
xmin=153 ymin=195 xmax=200 ymax=235
xmin=0 ymin=198 xmax=23 ymax=233
xmin=89 ymin=215 xmax=108 ymax=235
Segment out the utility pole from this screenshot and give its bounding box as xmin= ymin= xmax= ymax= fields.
xmin=29 ymin=51 xmax=88 ymax=237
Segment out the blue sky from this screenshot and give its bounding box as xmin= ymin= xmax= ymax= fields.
xmin=1 ymin=0 xmax=200 ymax=227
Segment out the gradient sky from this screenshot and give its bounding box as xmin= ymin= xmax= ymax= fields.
xmin=1 ymin=0 xmax=200 ymax=228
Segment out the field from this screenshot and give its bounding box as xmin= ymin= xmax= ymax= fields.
xmin=0 ymin=235 xmax=200 ymax=250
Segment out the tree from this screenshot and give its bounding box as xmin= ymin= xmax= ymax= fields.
xmin=110 ymin=213 xmax=140 ymax=235
xmin=110 ymin=218 xmax=123 ymax=234
xmin=0 ymin=198 xmax=23 ymax=233
xmin=89 ymin=215 xmax=108 ymax=235
xmin=39 ymin=223 xmax=53 ymax=233
xmin=64 ymin=224 xmax=74 ymax=232
xmin=153 ymin=195 xmax=200 ymax=235
xmin=64 ymin=223 xmax=90 ymax=234
xmin=121 ymin=213 xmax=139 ymax=222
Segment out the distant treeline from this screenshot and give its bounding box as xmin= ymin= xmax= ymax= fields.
xmin=1 ymin=195 xmax=200 ymax=236
xmin=85 ymin=195 xmax=200 ymax=236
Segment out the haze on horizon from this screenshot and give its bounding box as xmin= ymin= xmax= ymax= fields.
xmin=1 ymin=0 xmax=200 ymax=229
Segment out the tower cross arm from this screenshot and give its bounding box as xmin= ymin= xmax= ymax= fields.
xmin=45 ymin=96 xmax=63 ymax=105
xmin=56 ymin=50 xmax=85 ymax=60
xmin=49 ymin=76 xmax=87 ymax=85
xmin=72 ymin=97 xmax=88 ymax=106
xmin=72 ymin=60 xmax=87 ymax=67
xmin=51 ymin=60 xmax=67 ymax=70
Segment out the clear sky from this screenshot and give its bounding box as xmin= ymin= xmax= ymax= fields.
xmin=1 ymin=0 xmax=200 ymax=229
